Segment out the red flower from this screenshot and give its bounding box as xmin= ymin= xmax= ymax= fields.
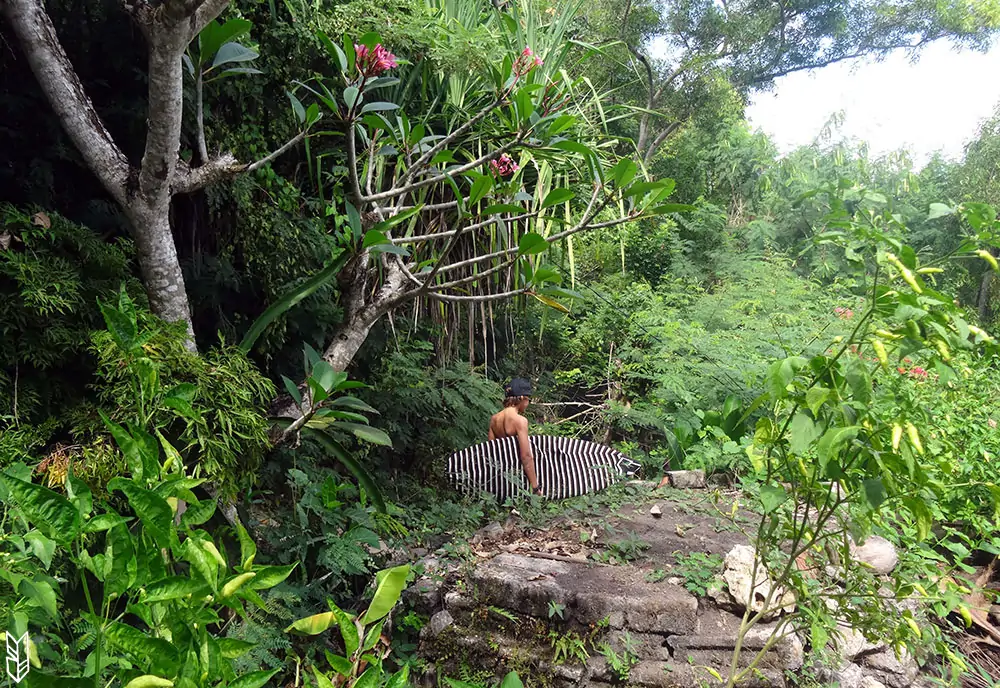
xmin=490 ymin=153 xmax=519 ymax=178
xmin=355 ymin=43 xmax=397 ymax=77
xmin=834 ymin=306 xmax=854 ymax=320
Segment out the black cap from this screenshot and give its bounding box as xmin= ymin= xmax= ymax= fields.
xmin=504 ymin=378 xmax=532 ymax=398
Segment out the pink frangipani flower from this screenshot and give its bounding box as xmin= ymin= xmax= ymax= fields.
xmin=355 ymin=43 xmax=397 ymax=77
xmin=490 ymin=153 xmax=519 ymax=178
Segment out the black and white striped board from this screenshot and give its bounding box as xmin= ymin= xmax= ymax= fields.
xmin=447 ymin=435 xmax=641 ymax=501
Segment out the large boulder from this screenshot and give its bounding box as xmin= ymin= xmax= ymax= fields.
xmin=721 ymin=545 xmax=795 ymax=620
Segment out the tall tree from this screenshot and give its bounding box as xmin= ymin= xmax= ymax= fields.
xmin=586 ymin=0 xmax=1000 ymax=164
xmin=0 ymin=0 xmax=306 ymax=349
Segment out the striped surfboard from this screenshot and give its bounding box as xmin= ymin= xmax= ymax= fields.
xmin=447 ymin=435 xmax=641 ymax=501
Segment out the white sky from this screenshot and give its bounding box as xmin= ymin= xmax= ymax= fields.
xmin=745 ymin=39 xmax=1000 ymax=167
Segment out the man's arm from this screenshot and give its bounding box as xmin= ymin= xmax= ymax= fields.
xmin=515 ymin=416 xmax=540 ymax=493
xmin=488 ymin=427 xmax=496 ymax=441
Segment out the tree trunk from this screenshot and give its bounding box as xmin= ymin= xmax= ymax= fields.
xmin=127 ymin=201 xmax=194 ymax=337
xmin=979 ymin=270 xmax=993 ymax=323
xmin=323 ymin=313 xmax=378 ymax=371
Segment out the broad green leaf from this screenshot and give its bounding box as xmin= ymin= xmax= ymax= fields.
xmin=518 ymin=232 xmax=549 ymax=255
xmin=541 ymin=188 xmax=574 ymax=208
xmin=288 ymin=91 xmax=306 ymax=123
xmin=338 ymin=421 xmax=392 ymax=446
xmin=85 ymin=513 xmax=128 ymax=533
xmin=65 ymin=471 xmax=92 ymax=519
xmin=816 ymin=426 xmax=860 ymax=473
xmin=468 ymin=175 xmax=493 ymax=205
xmin=248 ymin=564 xmax=297 ymax=590
xmin=500 ymin=671 xmax=524 ymax=688
xmin=314 ymin=667 xmax=338 ymax=688
xmin=609 ymin=159 xmax=637 ymax=188
xmin=144 ymin=576 xmax=210 ymax=603
xmin=217 ymin=638 xmax=256 ymax=659
xmin=281 ymin=375 xmax=303 ymax=406
xmin=24 ymin=531 xmax=55 ymax=569
xmin=362 ymin=564 xmax=410 ymax=624
xmin=927 ymin=203 xmax=953 ymax=220
xmin=354 ymin=667 xmax=379 ymax=688
xmin=805 ymin=387 xmax=832 ymax=416
xmin=311 ymin=360 xmax=346 ymax=393
xmin=316 ymin=30 xmax=347 ymax=72
xmin=343 ymin=86 xmax=362 ymax=109
xmin=759 ymin=485 xmax=788 ymax=514
xmin=229 ymin=669 xmax=281 ymax=688
xmin=108 ymin=478 xmax=172 ymax=550
xmin=211 ymin=42 xmax=258 ymax=68
xmin=363 ymin=230 xmax=390 ymax=248
xmin=358 ymin=31 xmax=381 ymax=48
xmin=99 ymin=301 xmax=136 ymax=352
xmin=346 ymin=202 xmax=362 ymax=239
xmin=789 ymin=412 xmax=820 ymax=455
xmin=181 ymin=537 xmax=218 ymax=592
xmin=550 ymin=140 xmax=593 ymax=159
xmin=285 ymin=611 xmax=337 ymax=635
xmin=106 ymin=622 xmax=177 ymax=662
xmin=330 ymin=396 xmax=379 ymax=414
xmin=19 ymin=579 xmax=58 ymax=620
xmin=235 ymin=520 xmax=257 ymax=569
xmin=0 ymin=474 xmax=80 ymax=544
xmin=198 ymin=18 xmax=252 ymax=65
xmin=360 ymin=101 xmax=399 ymax=114
xmin=863 ymin=478 xmax=887 ymax=509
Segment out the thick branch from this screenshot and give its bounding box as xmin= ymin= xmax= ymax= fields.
xmin=172 ymin=131 xmax=306 ymax=194
xmin=1 ymin=0 xmax=131 ymax=206
xmin=391 ymin=211 xmax=537 ymax=245
xmin=191 ymin=0 xmax=232 ymax=37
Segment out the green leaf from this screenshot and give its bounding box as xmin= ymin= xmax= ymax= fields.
xmin=229 ymin=669 xmax=281 ymax=688
xmin=66 ymin=471 xmax=92 ymax=519
xmin=20 ymin=579 xmax=58 ymax=620
xmin=24 ymin=531 xmax=55 ymax=569
xmin=198 ymin=18 xmax=251 ymax=65
xmin=550 ymin=140 xmax=593 ymax=159
xmin=354 ymin=667 xmax=380 ymax=688
xmin=541 ymin=188 xmax=574 ymax=209
xmin=363 ymin=230 xmax=390 ymax=248
xmin=248 ymin=564 xmax=297 ymax=590
xmin=346 ymin=201 xmax=363 ymax=239
xmin=330 ymin=396 xmax=379 ymax=414
xmin=281 ymin=375 xmax=303 ymax=406
xmin=468 ymin=174 xmax=493 ymax=205
xmin=360 ymin=101 xmax=399 ymax=114
xmin=85 ymin=513 xmax=128 ymax=533
xmin=518 ymin=232 xmax=549 ymax=255
xmin=500 ymin=671 xmax=524 ymax=688
xmin=759 ymin=485 xmax=788 ymax=514
xmin=108 ymin=478 xmax=172 ymax=550
xmin=316 ymin=30 xmax=347 ymax=72
xmin=239 ymin=252 xmax=349 ymax=353
xmin=0 ymin=474 xmax=80 ymax=544
xmin=362 ymin=564 xmax=410 ymax=624
xmin=144 ymin=576 xmax=210 ymax=603
xmin=212 ymin=42 xmax=259 ymax=68
xmin=385 ymin=666 xmax=410 ymax=688
xmin=816 ymin=426 xmax=860 ymax=474
xmin=99 ymin=301 xmax=136 ymax=352
xmin=805 ymin=387 xmax=832 ymax=416
xmin=927 ymin=202 xmax=954 ymax=220
xmin=285 ymin=611 xmax=337 ymax=635
xmin=105 ymin=622 xmax=177 ymax=663
xmin=302 ymin=428 xmax=386 ymax=513
xmin=609 ymin=159 xmax=637 ymax=188
xmin=343 ymin=86 xmax=362 ymax=109
xmin=863 ymin=478 xmax=887 ymax=509
xmin=340 ymin=421 xmax=392 ymax=446
xmin=236 ymin=520 xmax=257 ymax=569
xmin=288 ymin=91 xmax=306 ymax=123
xmin=218 ymin=638 xmax=256 ymax=659
xmin=180 ymin=537 xmax=218 ymax=592
xmin=789 ymin=412 xmax=819 ymax=456
xmin=314 ymin=666 xmax=338 ymax=687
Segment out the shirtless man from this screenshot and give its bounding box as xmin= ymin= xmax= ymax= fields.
xmin=488 ymin=378 xmax=543 ymax=496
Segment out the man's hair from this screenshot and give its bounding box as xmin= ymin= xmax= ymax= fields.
xmin=504 ymin=395 xmax=529 ymax=408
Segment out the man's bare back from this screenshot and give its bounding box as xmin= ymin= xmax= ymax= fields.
xmin=489 ymin=378 xmax=541 ymax=495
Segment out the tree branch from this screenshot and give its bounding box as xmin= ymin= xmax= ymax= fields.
xmin=195 ymin=65 xmax=209 ymax=164
xmin=427 ymin=288 xmax=528 ymax=303
xmin=391 ymin=211 xmax=538 ymax=244
xmin=191 ymin=0 xmax=232 ymax=37
xmin=1 ymin=0 xmax=131 ymax=206
xmin=172 ymin=131 xmax=306 ymax=194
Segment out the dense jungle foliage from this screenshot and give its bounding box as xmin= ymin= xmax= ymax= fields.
xmin=6 ymin=0 xmax=1000 ymax=685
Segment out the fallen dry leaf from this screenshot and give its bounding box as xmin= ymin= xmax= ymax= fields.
xmin=31 ymin=211 xmax=51 ymax=229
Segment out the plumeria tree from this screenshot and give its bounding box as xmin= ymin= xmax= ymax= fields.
xmin=261 ymin=27 xmax=688 ymax=427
